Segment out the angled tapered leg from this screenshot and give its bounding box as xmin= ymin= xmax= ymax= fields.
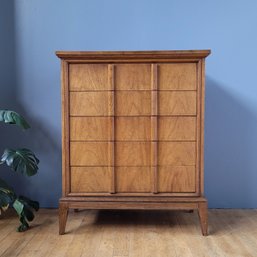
xmin=198 ymin=201 xmax=208 ymax=236
xmin=59 ymin=202 xmax=69 ymax=235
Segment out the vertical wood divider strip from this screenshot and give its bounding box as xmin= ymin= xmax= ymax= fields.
xmin=108 ymin=64 xmax=115 ymax=193
xmin=195 ymin=60 xmax=201 ymax=195
xmin=62 ymin=60 xmax=70 ymax=196
xmin=200 ymin=59 xmax=205 ymax=195
xmin=151 ymin=64 xmax=158 ymax=193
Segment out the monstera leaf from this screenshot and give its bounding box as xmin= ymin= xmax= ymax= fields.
xmin=1 ymin=148 xmax=39 ymax=176
xmin=0 ymin=179 xmax=39 ymax=231
xmin=0 ymin=109 xmax=40 ymax=231
xmin=13 ymin=196 xmax=39 ymax=232
xmin=0 ymin=110 xmax=30 ymax=129
xmin=0 ymin=178 xmax=16 ymax=214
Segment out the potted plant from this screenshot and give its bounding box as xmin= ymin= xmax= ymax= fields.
xmin=0 ymin=110 xmax=39 ymax=231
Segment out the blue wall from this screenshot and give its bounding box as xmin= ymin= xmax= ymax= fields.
xmin=1 ymin=0 xmax=257 ymax=208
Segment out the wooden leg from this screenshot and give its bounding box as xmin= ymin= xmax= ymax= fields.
xmin=198 ymin=201 xmax=208 ymax=236
xmin=59 ymin=202 xmax=69 ymax=235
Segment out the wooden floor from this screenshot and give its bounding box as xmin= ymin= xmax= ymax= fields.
xmin=0 ymin=209 xmax=257 ymax=257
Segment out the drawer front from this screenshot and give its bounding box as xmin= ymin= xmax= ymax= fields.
xmin=158 ymin=63 xmax=197 ymax=90
xmin=66 ymin=60 xmax=201 ymax=196
xmin=116 ymin=167 xmax=151 ymax=192
xmin=70 ymin=142 xmax=110 ymax=166
xmin=71 ymin=167 xmax=111 ymax=193
xmin=69 ymin=64 xmax=109 ymax=91
xmin=159 ymin=91 xmax=196 ymax=115
xmin=115 ymin=91 xmax=151 ymax=116
xmin=70 ymin=92 xmax=112 ymax=116
xmin=158 ymin=117 xmax=196 ymax=141
xmin=115 ymin=117 xmax=151 ymax=141
xmin=115 ymin=142 xmax=151 ymax=166
xmin=158 ymin=166 xmax=196 ymax=192
xmin=114 ymin=64 xmax=151 ymax=90
xmin=70 ymin=117 xmax=112 ymax=141
xmin=70 ymin=117 xmax=195 ymax=141
xmin=158 ymin=142 xmax=196 ymax=165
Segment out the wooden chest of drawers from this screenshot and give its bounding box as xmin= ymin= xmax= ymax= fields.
xmin=56 ymin=50 xmax=210 ymax=235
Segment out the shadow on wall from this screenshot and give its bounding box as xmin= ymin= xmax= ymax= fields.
xmin=205 ymin=76 xmax=257 ymax=208
xmin=0 ymin=0 xmax=61 ymax=208
xmin=0 ymin=104 xmax=62 ymax=208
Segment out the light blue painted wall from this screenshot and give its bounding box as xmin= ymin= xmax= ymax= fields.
xmin=1 ymin=0 xmax=257 ymax=208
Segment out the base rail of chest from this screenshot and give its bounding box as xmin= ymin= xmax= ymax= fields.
xmin=59 ymin=196 xmax=208 ymax=236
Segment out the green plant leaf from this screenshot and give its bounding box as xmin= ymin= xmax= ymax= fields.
xmin=13 ymin=199 xmax=24 ymax=215
xmin=0 ymin=110 xmax=30 ymax=129
xmin=13 ymin=196 xmax=39 ymax=232
xmin=18 ymin=195 xmax=39 ymax=211
xmin=1 ymin=148 xmax=39 ymax=176
xmin=0 ymin=178 xmax=16 ymax=213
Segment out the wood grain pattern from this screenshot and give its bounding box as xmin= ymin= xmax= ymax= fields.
xmin=70 ymin=92 xmax=112 ymax=116
xmin=158 ymin=142 xmax=196 ymax=165
xmin=116 ymin=167 xmax=151 ymax=192
xmin=70 ymin=117 xmax=111 ymax=141
xmin=70 ymin=142 xmax=110 ymax=166
xmin=158 ymin=63 xmax=197 ymax=90
xmin=71 ymin=167 xmax=111 ymax=193
xmin=115 ymin=142 xmax=151 ymax=166
xmin=115 ymin=117 xmax=151 ymax=141
xmin=61 ymin=60 xmax=70 ymax=196
xmin=151 ymin=64 xmax=158 ymax=193
xmin=57 ymin=50 xmax=210 ymax=235
xmin=158 ymin=166 xmax=196 ymax=192
xmin=69 ymin=64 xmax=108 ymax=91
xmin=5 ymin=209 xmax=257 ymax=256
xmin=108 ymin=64 xmax=116 ymax=193
xmin=200 ymin=59 xmax=205 ymax=195
xmin=115 ymin=91 xmax=151 ymax=116
xmin=158 ymin=117 xmax=196 ymax=141
xmin=114 ymin=64 xmax=151 ymax=90
xmin=56 ymin=49 xmax=211 ymax=59
xmin=159 ymin=91 xmax=197 ymax=115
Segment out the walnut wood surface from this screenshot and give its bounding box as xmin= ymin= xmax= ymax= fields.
xmin=158 ymin=142 xmax=196 ymax=165
xmin=158 ymin=63 xmax=197 ymax=90
xmin=69 ymin=64 xmax=109 ymax=91
xmin=71 ymin=167 xmax=111 ymax=193
xmin=57 ymin=50 xmax=210 ymax=235
xmin=158 ymin=91 xmax=197 ymax=115
xmin=114 ymin=64 xmax=151 ymax=90
xmin=158 ymin=166 xmax=195 ymax=192
xmin=158 ymin=117 xmax=196 ymax=140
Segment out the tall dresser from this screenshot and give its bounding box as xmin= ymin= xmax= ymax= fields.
xmin=56 ymin=50 xmax=211 ymax=235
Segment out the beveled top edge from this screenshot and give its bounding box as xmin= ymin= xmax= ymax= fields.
xmin=56 ymin=50 xmax=211 ymax=59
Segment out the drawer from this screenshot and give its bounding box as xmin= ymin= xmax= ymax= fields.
xmin=158 ymin=91 xmax=196 ymax=115
xmin=70 ymin=142 xmax=110 ymax=166
xmin=70 ymin=117 xmax=112 ymax=141
xmin=115 ymin=142 xmax=151 ymax=166
xmin=115 ymin=91 xmax=151 ymax=116
xmin=158 ymin=117 xmax=196 ymax=141
xmin=158 ymin=142 xmax=196 ymax=165
xmin=71 ymin=167 xmax=111 ymax=193
xmin=116 ymin=167 xmax=151 ymax=192
xmin=69 ymin=64 xmax=109 ymax=91
xmin=70 ymin=92 xmax=112 ymax=116
xmin=114 ymin=64 xmax=151 ymax=90
xmin=115 ymin=117 xmax=151 ymax=141
xmin=158 ymin=63 xmax=197 ymax=90
xmin=158 ymin=166 xmax=196 ymax=192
